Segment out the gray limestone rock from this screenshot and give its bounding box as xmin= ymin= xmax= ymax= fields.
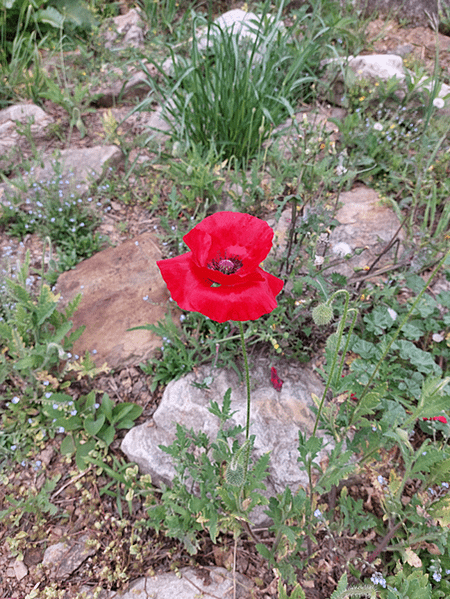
xmin=121 ymin=361 xmax=328 ymax=525
xmin=271 ymin=184 xmax=405 ymax=281
xmin=102 ymin=9 xmax=146 ymax=50
xmin=329 ymin=185 xmax=406 ymax=278
xmin=0 ymin=145 xmax=123 ymax=205
xmin=322 ymin=54 xmax=450 ymax=108
xmin=0 ymin=103 xmax=54 ymax=168
xmin=115 ymin=566 xmax=252 ymax=599
xmin=42 ymin=535 xmax=95 ymax=580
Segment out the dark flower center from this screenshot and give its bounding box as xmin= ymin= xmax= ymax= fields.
xmin=208 ymin=253 xmax=243 ymax=275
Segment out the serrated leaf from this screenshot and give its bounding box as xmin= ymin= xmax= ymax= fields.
xmin=428 ymin=495 xmax=450 ymax=526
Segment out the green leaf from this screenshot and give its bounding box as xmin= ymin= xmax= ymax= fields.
xmin=428 ymin=495 xmax=450 ymax=526
xmin=84 ymin=414 xmax=106 ymax=436
xmin=34 ymin=6 xmax=65 ymax=28
xmin=98 ymin=424 xmax=115 ymax=447
xmin=99 ymin=393 xmax=113 ymax=421
xmin=111 ymin=403 xmax=142 ymax=425
xmin=74 ymin=438 xmax=96 ymax=469
xmin=60 ymin=435 xmax=76 ymax=456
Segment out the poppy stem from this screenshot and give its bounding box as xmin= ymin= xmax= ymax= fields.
xmin=238 ymin=321 xmax=251 ymax=441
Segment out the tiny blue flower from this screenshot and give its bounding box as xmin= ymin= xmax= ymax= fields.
xmin=57 ymin=426 xmax=65 ymax=434
xmin=12 ymin=396 xmax=20 ymax=404
xmin=314 ymin=509 xmax=322 ymax=518
xmin=11 ymin=444 xmax=17 ymax=451
xmin=45 ymin=392 xmax=52 ymax=399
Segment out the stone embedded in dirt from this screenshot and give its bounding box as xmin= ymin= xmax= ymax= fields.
xmin=329 ymin=185 xmax=405 ymax=279
xmin=92 ymin=67 xmax=153 ymax=108
xmin=323 ymin=54 xmax=450 ymax=108
xmin=121 ymin=361 xmax=328 ymax=525
xmin=13 ymin=559 xmax=28 ymax=581
xmin=102 ymin=8 xmax=146 ymax=50
xmin=355 ymin=0 xmax=441 ymax=27
xmin=56 ymin=232 xmax=169 ymax=369
xmin=42 ymin=535 xmax=95 ymax=580
xmin=271 ymin=184 xmax=405 ymax=281
xmin=115 ymin=566 xmax=252 ymax=599
xmin=0 ymin=145 xmax=123 ymax=205
xmin=28 ymin=145 xmax=124 ymax=197
xmin=0 ymin=103 xmax=54 ymax=169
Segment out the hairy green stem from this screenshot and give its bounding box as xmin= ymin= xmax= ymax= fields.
xmin=238 ymin=321 xmax=251 ymax=441
xmin=312 ymin=289 xmax=350 ymax=437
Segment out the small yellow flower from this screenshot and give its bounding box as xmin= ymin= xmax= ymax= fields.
xmin=359 ymin=96 xmax=365 ymax=101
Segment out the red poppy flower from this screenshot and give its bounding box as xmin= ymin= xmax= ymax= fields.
xmin=423 ymin=416 xmax=447 ymax=424
xmin=157 ymin=212 xmax=283 ymax=322
xmin=270 ymin=367 xmax=283 ymax=392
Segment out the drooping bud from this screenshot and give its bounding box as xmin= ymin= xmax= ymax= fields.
xmin=312 ymin=303 xmax=333 ymax=326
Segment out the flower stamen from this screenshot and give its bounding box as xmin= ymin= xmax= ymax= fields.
xmin=208 ymin=253 xmax=243 ymax=275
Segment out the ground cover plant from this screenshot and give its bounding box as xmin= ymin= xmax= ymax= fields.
xmin=0 ymin=0 xmax=450 ymax=597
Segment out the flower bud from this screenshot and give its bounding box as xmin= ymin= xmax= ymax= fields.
xmin=312 ymin=303 xmax=333 ymax=326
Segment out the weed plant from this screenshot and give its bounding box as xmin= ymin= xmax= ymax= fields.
xmin=0 ymin=169 xmax=107 ymax=282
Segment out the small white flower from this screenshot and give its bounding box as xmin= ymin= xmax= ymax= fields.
xmin=433 ymin=97 xmax=445 ymax=109
xmin=387 ymin=308 xmax=397 ymax=321
xmin=373 ymin=122 xmax=383 ymax=131
xmin=371 ymin=572 xmax=387 ymax=588
xmin=314 ymin=255 xmax=325 ymax=266
xmin=314 ymin=509 xmax=322 ymax=518
xmin=336 ymin=165 xmax=348 ymax=176
xmin=57 ymin=426 xmax=65 ymax=434
xmin=432 ymin=333 xmax=444 ymax=343
xmin=332 ymin=242 xmax=352 ymax=258
xmin=11 ymin=396 xmax=20 ymax=404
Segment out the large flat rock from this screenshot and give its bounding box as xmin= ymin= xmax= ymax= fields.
xmin=56 ymin=232 xmax=169 ymax=369
xmin=329 ymin=185 xmax=405 ymax=278
xmin=121 ymin=361 xmax=329 ymax=525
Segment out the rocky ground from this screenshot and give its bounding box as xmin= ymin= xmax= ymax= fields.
xmin=0 ymin=8 xmax=449 ymax=599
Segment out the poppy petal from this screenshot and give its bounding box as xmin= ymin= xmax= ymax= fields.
xmin=158 ymin=254 xmax=283 ymax=322
xmin=184 ymin=211 xmax=274 ymax=274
